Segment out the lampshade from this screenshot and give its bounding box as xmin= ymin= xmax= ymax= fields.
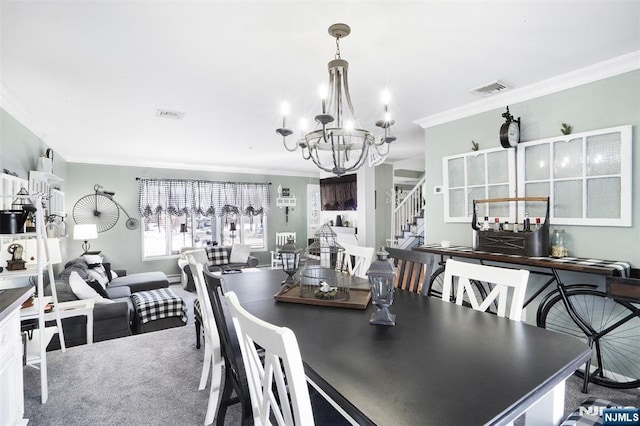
xmin=73 ymin=223 xmax=98 ymax=253
xmin=73 ymin=224 xmax=98 ymax=241
xmin=24 ymin=237 xmax=63 ymax=266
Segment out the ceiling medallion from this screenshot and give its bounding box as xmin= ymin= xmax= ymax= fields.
xmin=276 ymin=23 xmax=396 ymax=176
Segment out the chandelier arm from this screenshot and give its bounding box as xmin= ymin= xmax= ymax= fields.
xmin=341 ymin=66 xmax=357 ymax=117
xmin=282 ymin=137 xmax=300 ymax=152
xmin=336 ymin=70 xmax=343 ymax=127
xmin=330 ymin=133 xmax=341 ymax=174
xmin=375 ymin=141 xmax=390 ymax=156
xmin=308 ymin=147 xmax=335 ymax=174
xmin=372 ymin=131 xmax=387 ymax=146
xmin=328 ymin=70 xmax=337 ymax=126
xmin=349 ymin=140 xmax=369 ymax=170
xmin=300 ymin=142 xmax=313 ymax=160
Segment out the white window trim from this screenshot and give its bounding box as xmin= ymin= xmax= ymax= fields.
xmin=516 ymin=125 xmax=632 ymax=227
xmin=141 ymin=212 xmax=267 ymax=260
xmin=443 ymin=147 xmax=516 ymax=223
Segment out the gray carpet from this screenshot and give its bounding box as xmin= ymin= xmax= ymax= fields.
xmin=22 ymin=284 xmax=639 ymax=425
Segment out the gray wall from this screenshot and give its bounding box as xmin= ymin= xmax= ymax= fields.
xmin=422 ymin=70 xmax=640 ymax=323
xmin=1 ymin=106 xmax=395 ymax=281
xmin=65 ymin=163 xmax=317 ymax=277
xmin=423 ymin=70 xmax=640 ymax=266
xmin=1 ymin=108 xmax=72 ymax=268
xmin=1 ymin=108 xmax=68 ymax=183
xmin=375 ymin=164 xmax=394 ymax=249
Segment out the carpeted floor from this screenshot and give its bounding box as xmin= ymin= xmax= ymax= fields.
xmin=22 ymin=284 xmax=639 ymax=425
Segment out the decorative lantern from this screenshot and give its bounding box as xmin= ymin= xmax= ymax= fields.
xmin=12 ymin=188 xmax=36 ymax=232
xmin=300 ymin=224 xmax=349 ymax=300
xmin=366 ymin=247 xmax=397 ymax=326
xmin=279 ymin=237 xmax=301 ymax=288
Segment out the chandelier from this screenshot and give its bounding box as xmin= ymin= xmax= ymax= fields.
xmin=276 ymin=23 xmax=396 ymax=176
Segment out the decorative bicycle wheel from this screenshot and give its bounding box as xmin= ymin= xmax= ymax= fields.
xmin=426 ymin=266 xmax=491 ymax=309
xmin=72 ymin=194 xmax=120 ymax=233
xmin=538 ymin=288 xmax=640 ymax=389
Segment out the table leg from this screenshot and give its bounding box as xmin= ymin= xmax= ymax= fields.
xmin=87 ymin=312 xmax=93 ymax=345
xmin=525 ymin=379 xmax=565 ymax=425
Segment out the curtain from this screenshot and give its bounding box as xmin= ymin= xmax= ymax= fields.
xmin=138 ymin=178 xmax=271 ymax=219
xmin=320 ymin=178 xmax=357 ymax=211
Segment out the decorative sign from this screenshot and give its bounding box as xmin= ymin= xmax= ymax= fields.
xmin=282 ymin=188 xmax=291 ymax=197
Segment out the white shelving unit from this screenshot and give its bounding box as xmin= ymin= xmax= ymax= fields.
xmin=0 ymin=194 xmax=65 ymax=404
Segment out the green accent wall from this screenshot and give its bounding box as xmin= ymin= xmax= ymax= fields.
xmin=65 ymin=163 xmax=317 ymax=277
xmin=0 ymin=109 xmax=68 ymax=181
xmin=424 ymin=70 xmax=640 ymax=266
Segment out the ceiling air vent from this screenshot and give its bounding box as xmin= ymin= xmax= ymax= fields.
xmin=156 ymin=109 xmax=185 ymax=120
xmin=469 ymin=80 xmax=511 ymax=96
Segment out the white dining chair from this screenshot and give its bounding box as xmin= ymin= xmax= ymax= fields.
xmin=185 ymin=250 xmax=223 ymax=425
xmin=441 ymin=259 xmax=530 ymax=321
xmin=225 ymin=291 xmax=314 ymax=426
xmin=338 ymin=243 xmax=375 ymax=279
xmin=270 ymin=231 xmax=297 ymax=268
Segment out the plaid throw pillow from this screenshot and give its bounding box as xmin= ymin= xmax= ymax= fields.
xmin=206 ymin=246 xmax=229 ymax=266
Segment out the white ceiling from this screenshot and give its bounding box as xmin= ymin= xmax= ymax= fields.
xmin=2 ymin=1 xmax=639 ymax=177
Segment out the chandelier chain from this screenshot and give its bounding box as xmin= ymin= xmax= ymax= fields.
xmin=335 ymin=36 xmax=341 ymax=60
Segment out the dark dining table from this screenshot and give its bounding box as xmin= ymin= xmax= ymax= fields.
xmin=219 ymin=268 xmax=591 ymax=425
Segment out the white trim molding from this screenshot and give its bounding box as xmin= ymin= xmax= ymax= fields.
xmin=0 ymin=83 xmax=48 ymax=140
xmin=415 ymin=50 xmax=640 ymax=129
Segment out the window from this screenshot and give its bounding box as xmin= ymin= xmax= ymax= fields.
xmin=442 ymin=125 xmax=632 ymax=227
xmin=138 ymin=178 xmax=270 ymax=259
xmin=517 ymin=125 xmax=631 ymax=226
xmin=443 ymin=147 xmax=516 ymax=222
xmin=142 ymin=212 xmax=266 ymax=258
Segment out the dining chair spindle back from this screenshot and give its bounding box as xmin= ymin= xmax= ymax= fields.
xmin=385 ymin=246 xmax=434 ymax=294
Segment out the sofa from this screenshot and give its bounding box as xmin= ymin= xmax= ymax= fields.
xmin=178 ymin=244 xmax=258 ymax=292
xmin=42 ymin=255 xmax=169 ymax=350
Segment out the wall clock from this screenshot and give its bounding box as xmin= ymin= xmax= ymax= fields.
xmin=499 ymin=106 xmax=521 ymax=148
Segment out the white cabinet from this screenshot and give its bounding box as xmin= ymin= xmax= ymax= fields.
xmin=0 ymin=288 xmax=33 ymax=426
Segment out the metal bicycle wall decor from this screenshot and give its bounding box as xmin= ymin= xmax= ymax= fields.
xmin=72 ymin=184 xmax=139 ymax=232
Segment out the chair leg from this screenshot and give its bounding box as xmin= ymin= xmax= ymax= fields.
xmin=216 ymin=368 xmax=234 ymax=426
xmin=199 ymin=338 xmax=211 ymax=390
xmin=204 ymin=347 xmax=223 ymax=425
xmin=195 ymin=317 xmax=201 ymax=349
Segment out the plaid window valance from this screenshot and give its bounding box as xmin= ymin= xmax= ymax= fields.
xmin=138 ymin=178 xmax=271 ymax=218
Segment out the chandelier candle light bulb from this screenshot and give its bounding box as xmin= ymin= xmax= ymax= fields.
xmin=276 ymin=23 xmax=396 ymax=176
xmin=319 ymin=84 xmax=328 ymax=114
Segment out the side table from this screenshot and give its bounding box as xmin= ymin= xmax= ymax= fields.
xmin=21 ymin=297 xmax=95 ymax=356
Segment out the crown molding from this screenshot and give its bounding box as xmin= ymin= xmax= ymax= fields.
xmin=67 ymin=157 xmax=321 ymax=178
xmin=415 ymin=50 xmax=640 ymax=129
xmin=0 ymin=83 xmax=48 ymax=140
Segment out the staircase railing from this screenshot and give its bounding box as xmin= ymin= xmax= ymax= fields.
xmin=392 ymin=175 xmax=426 ymax=242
